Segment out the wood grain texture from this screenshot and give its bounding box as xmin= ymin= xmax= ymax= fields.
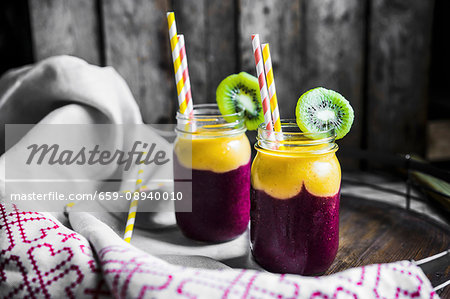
xmin=28 ymin=0 xmax=100 ymax=64
xmin=205 ymin=0 xmax=237 ymax=101
xmin=367 ymin=0 xmax=435 ymax=156
xmin=300 ymin=0 xmax=366 ymax=169
xmin=239 ymin=0 xmax=365 ymax=169
xmin=102 ymin=0 xmax=173 ymax=123
xmin=327 ymin=195 xmax=450 ymax=297
xmin=172 ymin=1 xmax=207 ymax=104
xmin=239 ymin=0 xmax=301 ymax=118
xmin=172 ymin=0 xmax=237 ymax=104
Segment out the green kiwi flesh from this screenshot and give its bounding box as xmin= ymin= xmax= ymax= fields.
xmin=216 ymin=72 xmax=264 ymax=130
xmin=296 ymin=87 xmax=354 ymax=139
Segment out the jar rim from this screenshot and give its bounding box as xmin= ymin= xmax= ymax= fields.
xmin=176 ymin=103 xmax=245 ymax=120
xmin=256 ymin=120 xmax=338 ymax=155
xmin=175 ymin=103 xmax=246 ymax=137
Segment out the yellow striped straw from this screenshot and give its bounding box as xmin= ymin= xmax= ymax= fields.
xmin=123 ymin=152 xmax=147 ymax=243
xmin=124 ymin=196 xmax=139 ymax=243
xmin=262 ymin=43 xmax=281 ymax=132
xmin=167 ymin=12 xmax=191 ymax=115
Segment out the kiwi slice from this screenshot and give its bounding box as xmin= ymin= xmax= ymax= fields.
xmin=295 ymin=87 xmax=354 ymax=139
xmin=216 ymin=72 xmax=264 ymax=130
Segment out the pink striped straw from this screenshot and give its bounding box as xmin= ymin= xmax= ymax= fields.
xmin=177 ymin=35 xmax=193 ymax=116
xmin=251 ymin=34 xmax=273 ymax=131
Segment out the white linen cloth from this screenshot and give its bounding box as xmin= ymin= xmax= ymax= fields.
xmin=0 ymin=56 xmax=438 ymax=298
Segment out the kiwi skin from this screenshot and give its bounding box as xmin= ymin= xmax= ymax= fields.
xmin=296 ymin=87 xmax=354 ymax=140
xmin=216 ymin=72 xmax=264 ymax=130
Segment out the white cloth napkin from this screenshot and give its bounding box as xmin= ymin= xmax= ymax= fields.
xmin=0 ymin=56 xmax=438 ymax=298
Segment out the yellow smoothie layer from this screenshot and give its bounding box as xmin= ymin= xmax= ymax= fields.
xmin=174 ymin=133 xmax=251 ymax=173
xmin=251 ymin=148 xmax=341 ymax=199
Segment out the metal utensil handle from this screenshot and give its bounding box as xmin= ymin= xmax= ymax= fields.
xmin=415 ymin=249 xmax=450 ymax=291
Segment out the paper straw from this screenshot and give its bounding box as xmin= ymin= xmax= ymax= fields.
xmin=124 ymin=154 xmax=147 ymax=243
xmin=177 ymin=34 xmax=193 ymax=115
xmin=124 ymin=197 xmax=139 ymax=243
xmin=262 ymin=43 xmax=281 ymax=132
xmin=252 ymin=34 xmax=273 ymax=131
xmin=167 ymin=12 xmax=191 ymax=115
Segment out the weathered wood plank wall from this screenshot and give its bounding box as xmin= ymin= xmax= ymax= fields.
xmin=239 ymin=0 xmax=302 ymax=119
xmin=173 ymin=0 xmax=238 ymax=105
xmin=300 ymin=0 xmax=366 ymax=158
xmin=239 ymin=0 xmax=366 ymax=167
xmin=28 ymin=0 xmax=101 ymax=65
xmin=172 ymin=1 xmax=207 ymax=105
xmin=102 ymin=0 xmax=173 ymax=123
xmin=0 ymin=0 xmax=437 ymax=166
xmin=367 ymin=0 xmax=435 ymax=156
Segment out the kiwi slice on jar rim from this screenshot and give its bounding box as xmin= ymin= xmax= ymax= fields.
xmin=295 ymin=87 xmax=354 ymax=140
xmin=216 ymin=72 xmax=264 ymax=130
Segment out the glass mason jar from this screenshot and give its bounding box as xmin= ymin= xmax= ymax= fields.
xmin=174 ymin=104 xmax=251 ymax=242
xmin=250 ymin=121 xmax=341 ymax=275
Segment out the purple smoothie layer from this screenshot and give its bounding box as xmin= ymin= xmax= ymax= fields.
xmin=174 ymin=156 xmax=251 ymax=242
xmin=250 ymin=186 xmax=340 ymax=275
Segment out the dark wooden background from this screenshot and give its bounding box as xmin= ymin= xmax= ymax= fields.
xmin=1 ymin=0 xmax=449 ymax=170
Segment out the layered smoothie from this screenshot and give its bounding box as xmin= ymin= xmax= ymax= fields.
xmin=174 ymin=132 xmax=251 ymax=242
xmin=251 ymin=137 xmax=341 ymax=275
